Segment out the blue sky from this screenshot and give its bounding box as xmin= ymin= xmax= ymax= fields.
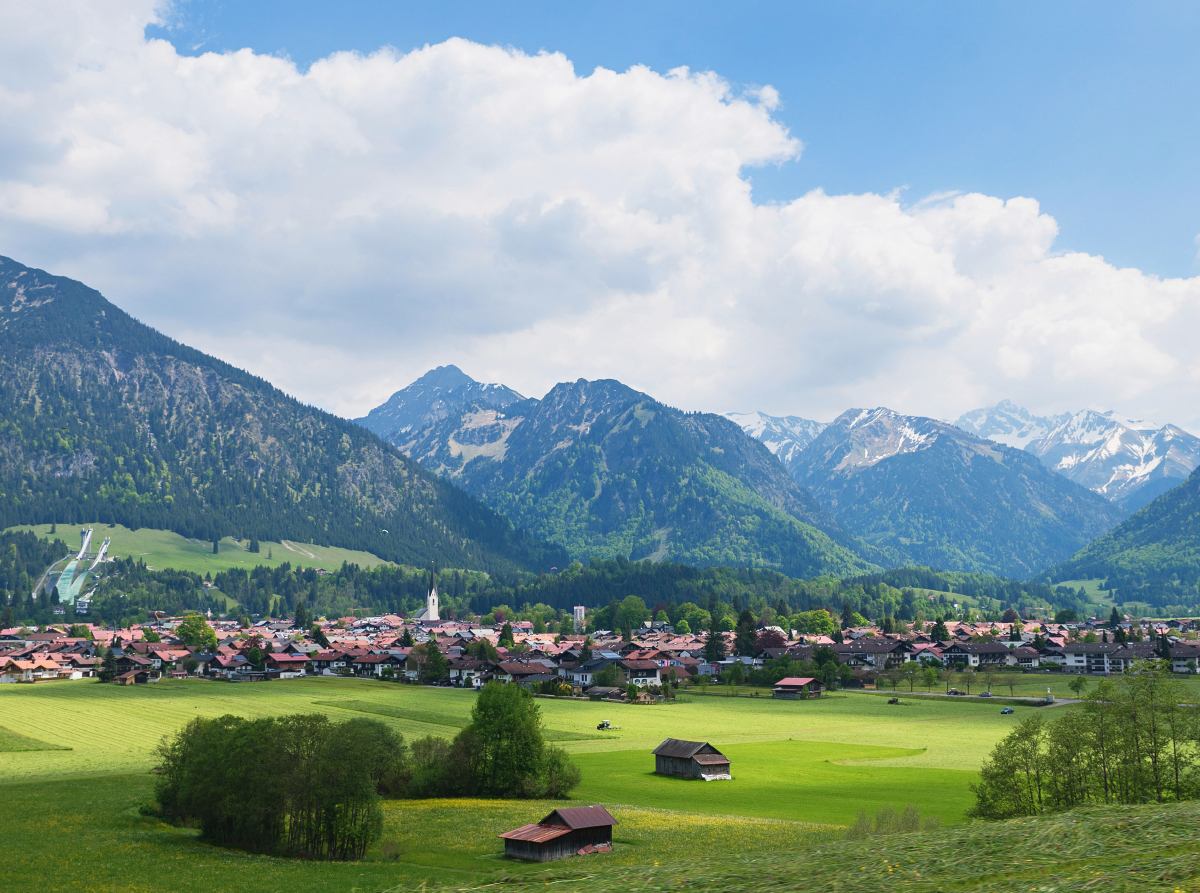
xmin=152 ymin=0 xmax=1200 ymax=278
xmin=5 ymin=1 xmax=1199 ymax=425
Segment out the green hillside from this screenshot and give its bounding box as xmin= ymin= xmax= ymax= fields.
xmin=6 ymin=523 xmax=392 ymax=576
xmin=364 ymin=374 xmax=878 ymax=579
xmin=0 ymin=256 xmax=566 ymax=578
xmin=1045 ymin=464 xmax=1200 ymax=609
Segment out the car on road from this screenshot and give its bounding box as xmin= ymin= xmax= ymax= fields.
xmin=980 ymin=691 xmax=993 ymax=697
xmin=1001 ymin=707 xmax=1015 ymax=714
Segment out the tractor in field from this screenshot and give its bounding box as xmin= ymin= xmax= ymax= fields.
xmin=596 ymin=719 xmax=620 ymax=731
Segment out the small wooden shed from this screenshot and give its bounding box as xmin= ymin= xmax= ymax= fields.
xmin=651 ymin=738 xmax=732 ymax=780
xmin=772 ymin=676 xmax=824 ymax=699
xmin=498 ymin=805 xmax=617 ymax=862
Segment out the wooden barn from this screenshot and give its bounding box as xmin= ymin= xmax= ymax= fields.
xmin=651 ymin=738 xmax=732 ymax=780
xmin=498 ymin=805 xmax=617 ymax=862
xmin=772 ymin=676 xmax=824 ymax=699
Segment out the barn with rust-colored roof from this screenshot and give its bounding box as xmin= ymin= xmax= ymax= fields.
xmin=498 ymin=805 xmax=617 ymax=862
xmin=651 ymin=738 xmax=731 ymax=780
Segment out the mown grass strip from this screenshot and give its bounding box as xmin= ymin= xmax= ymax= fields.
xmin=0 ymin=725 xmax=70 ymax=753
xmin=314 ymin=698 xmax=616 ymax=741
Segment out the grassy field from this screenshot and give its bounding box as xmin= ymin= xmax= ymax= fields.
xmin=2 ymin=676 xmax=1160 ymax=891
xmin=7 ymin=522 xmax=392 ymax=576
xmin=0 ymin=724 xmax=69 ymax=753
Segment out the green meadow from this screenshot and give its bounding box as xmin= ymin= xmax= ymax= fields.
xmin=0 ymin=677 xmax=1081 ymax=891
xmin=7 ymin=522 xmax=391 ymax=576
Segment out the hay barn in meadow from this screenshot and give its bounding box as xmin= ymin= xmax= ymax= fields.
xmin=498 ymin=805 xmax=617 ymax=862
xmin=651 ymin=738 xmax=732 ymax=780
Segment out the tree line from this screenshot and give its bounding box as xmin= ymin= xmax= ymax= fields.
xmin=969 ymin=667 xmax=1200 ymax=819
xmin=154 ymin=682 xmax=580 ymax=860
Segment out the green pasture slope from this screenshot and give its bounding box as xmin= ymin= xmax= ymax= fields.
xmin=4 ymin=678 xmax=1194 ymax=891
xmin=8 ymin=522 xmax=392 ymax=575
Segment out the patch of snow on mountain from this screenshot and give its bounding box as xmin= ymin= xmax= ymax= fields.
xmin=957 ymin=401 xmax=1200 ymax=508
xmin=725 ymin=411 xmax=827 ymax=472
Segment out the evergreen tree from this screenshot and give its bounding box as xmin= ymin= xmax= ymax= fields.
xmin=293 ymin=599 xmax=308 ymax=631
xmin=841 ymin=600 xmax=855 ymax=629
xmin=498 ymin=622 xmax=515 ymax=648
xmin=212 ymin=539 xmax=219 ymax=555
xmin=930 ymin=617 xmax=951 ymax=641
xmin=310 ymin=624 xmax=329 ymax=648
xmin=99 ymin=647 xmax=118 ymax=682
xmin=704 ymin=612 xmax=726 ymax=663
xmin=580 ymin=636 xmax=593 ymax=661
xmin=1108 ymin=606 xmax=1121 ymax=627
xmin=734 ymin=609 xmax=757 ymax=656
xmin=249 ymin=535 xmax=260 ymax=554
xmin=2 ymin=606 xmax=12 ymax=628
xmin=399 ymin=627 xmax=414 ymax=647
xmin=418 ymin=642 xmax=449 ymax=684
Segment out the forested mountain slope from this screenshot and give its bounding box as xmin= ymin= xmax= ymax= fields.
xmin=0 ymin=257 xmax=564 ymax=575
xmin=362 ymin=372 xmax=876 ymax=578
xmin=792 ymin=408 xmax=1127 ymax=578
xmin=1045 ymin=464 xmax=1200 ymax=608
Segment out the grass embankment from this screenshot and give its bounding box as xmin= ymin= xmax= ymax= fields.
xmin=2 ymin=771 xmax=1196 ymax=892
xmin=464 ymin=799 xmax=1200 ymax=893
xmin=6 ymin=522 xmax=391 ymax=575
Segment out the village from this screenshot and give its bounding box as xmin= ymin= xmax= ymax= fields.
xmin=5 ymin=585 xmax=1200 ymax=689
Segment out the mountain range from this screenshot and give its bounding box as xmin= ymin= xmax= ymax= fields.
xmin=786 ymin=408 xmax=1126 ymax=578
xmin=4 ymin=253 xmax=1192 ymax=590
xmin=0 ymin=257 xmax=564 ymax=576
xmin=358 ymin=372 xmax=874 ymax=578
xmin=954 ymin=400 xmax=1200 ymax=511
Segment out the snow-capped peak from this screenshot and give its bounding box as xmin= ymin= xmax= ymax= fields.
xmin=957 ymin=401 xmax=1200 ymax=510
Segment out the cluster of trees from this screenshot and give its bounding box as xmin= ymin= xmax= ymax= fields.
xmin=0 ymin=529 xmax=69 ymax=627
xmin=155 ymin=714 xmax=405 ymax=859
xmin=52 ymin=535 xmax=1094 ymax=631
xmin=969 ymin=668 xmax=1200 ymax=819
xmin=399 ymin=682 xmax=580 ymax=799
xmin=154 ymin=683 xmax=581 ymax=860
xmin=742 ymin=646 xmax=853 ymax=688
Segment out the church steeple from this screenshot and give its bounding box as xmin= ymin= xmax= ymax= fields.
xmin=425 ymin=561 xmax=439 ymax=623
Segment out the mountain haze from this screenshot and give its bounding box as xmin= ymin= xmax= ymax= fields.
xmin=790 ymin=407 xmax=1128 ymax=578
xmin=362 ymin=372 xmax=876 ymax=577
xmin=0 ymin=257 xmax=564 ymax=575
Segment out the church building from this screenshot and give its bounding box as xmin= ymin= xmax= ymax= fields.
xmin=412 ymin=563 xmax=440 ymax=624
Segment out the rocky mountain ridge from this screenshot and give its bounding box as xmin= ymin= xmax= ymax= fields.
xmin=359 ymin=372 xmax=876 ymax=578
xmin=955 ymin=400 xmax=1200 ymax=510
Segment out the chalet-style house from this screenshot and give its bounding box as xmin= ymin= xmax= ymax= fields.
xmin=772 ymin=676 xmax=824 ymax=699
xmin=939 ymin=641 xmax=1012 ymax=668
xmin=1062 ymin=642 xmax=1155 ymax=674
xmin=832 ymin=638 xmax=914 ymax=669
xmin=652 ymin=738 xmax=732 ymax=780
xmin=498 ymin=805 xmax=617 ymax=861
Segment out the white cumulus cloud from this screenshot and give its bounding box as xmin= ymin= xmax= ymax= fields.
xmin=3 ymin=0 xmax=1199 ymax=430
